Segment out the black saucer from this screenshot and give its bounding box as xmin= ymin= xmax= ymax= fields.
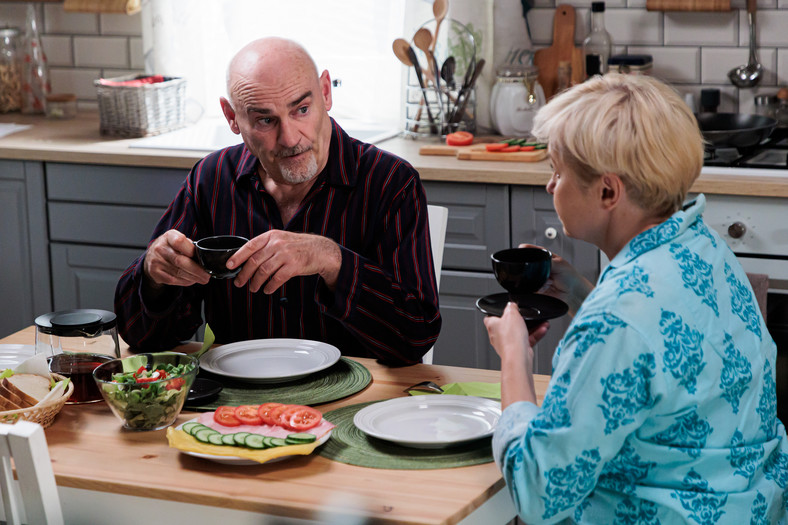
xmin=185 ymin=377 xmax=223 ymax=404
xmin=476 ymin=293 xmax=568 ymax=321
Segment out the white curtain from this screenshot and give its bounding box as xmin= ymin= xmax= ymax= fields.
xmin=141 ymin=0 xmax=407 ymax=128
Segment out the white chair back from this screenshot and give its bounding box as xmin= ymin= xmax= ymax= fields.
xmin=423 ymin=205 xmax=449 ymax=364
xmin=0 ymin=421 xmax=64 ymax=525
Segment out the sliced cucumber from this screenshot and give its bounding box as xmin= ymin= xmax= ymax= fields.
xmin=193 ymin=427 xmax=220 ymax=443
xmin=244 ymin=434 xmax=266 ymax=449
xmin=182 ymin=421 xmax=205 ymax=435
xmin=268 ymin=437 xmax=287 ymax=448
xmin=262 ymin=436 xmax=275 ymax=448
xmin=221 ymin=433 xmax=237 ymax=446
xmin=285 ymin=433 xmax=317 ymax=445
xmin=233 ymin=432 xmax=252 ymax=446
xmin=208 ymin=433 xmax=225 ymax=446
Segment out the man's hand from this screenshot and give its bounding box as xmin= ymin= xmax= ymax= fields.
xmin=228 ymin=230 xmax=342 ymax=293
xmin=143 ymin=230 xmax=210 ymax=289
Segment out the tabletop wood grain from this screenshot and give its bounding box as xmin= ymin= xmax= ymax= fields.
xmin=1 ymin=326 xmax=551 ymax=524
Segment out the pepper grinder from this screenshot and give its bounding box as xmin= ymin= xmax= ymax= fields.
xmin=700 ymin=88 xmax=720 ymax=114
xmin=20 ymin=3 xmax=51 ymax=114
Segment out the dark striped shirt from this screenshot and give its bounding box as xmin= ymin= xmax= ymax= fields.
xmin=114 ymin=119 xmax=441 ymax=365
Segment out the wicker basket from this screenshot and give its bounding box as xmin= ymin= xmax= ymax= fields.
xmin=0 ymin=373 xmax=74 ymax=428
xmin=95 ymin=74 xmax=186 ymax=138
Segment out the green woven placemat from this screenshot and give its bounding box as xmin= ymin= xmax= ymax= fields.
xmin=187 ymin=357 xmax=371 ymax=410
xmin=318 ymin=401 xmax=494 ymax=469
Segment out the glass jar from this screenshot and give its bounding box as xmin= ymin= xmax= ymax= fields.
xmin=0 ymin=27 xmax=21 ymax=113
xmin=490 ymin=65 xmax=545 ymax=137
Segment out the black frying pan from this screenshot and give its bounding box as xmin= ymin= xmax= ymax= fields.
xmin=695 ymin=112 xmax=777 ymax=148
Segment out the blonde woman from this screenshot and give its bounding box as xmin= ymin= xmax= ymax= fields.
xmin=485 ymin=74 xmax=788 ymax=523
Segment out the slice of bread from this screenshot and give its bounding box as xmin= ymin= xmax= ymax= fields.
xmin=0 ymin=381 xmax=29 ymax=408
xmin=4 ymin=374 xmax=51 ymax=406
xmin=0 ymin=387 xmax=24 ymax=411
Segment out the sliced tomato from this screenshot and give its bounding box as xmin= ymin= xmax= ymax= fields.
xmin=164 ymin=377 xmax=185 ymax=391
xmin=445 ymin=131 xmax=474 ymax=147
xmin=500 ymin=145 xmax=521 ymax=152
xmin=282 ymin=405 xmax=322 ymax=431
xmin=520 ymin=145 xmax=536 ymax=151
xmin=213 ymin=406 xmax=241 ymax=427
xmin=258 ymin=402 xmax=285 ymax=426
xmin=269 ymin=404 xmax=291 ymax=427
xmin=234 ymin=405 xmax=263 ymax=425
xmin=485 ymin=143 xmax=509 ymax=152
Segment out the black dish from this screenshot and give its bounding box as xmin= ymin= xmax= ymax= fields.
xmin=185 ymin=377 xmax=223 ymax=404
xmin=475 ymin=293 xmax=568 ymax=321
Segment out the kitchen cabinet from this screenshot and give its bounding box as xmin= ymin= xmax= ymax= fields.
xmin=45 ymin=163 xmax=187 ymax=312
xmin=0 ymin=160 xmax=51 ymax=338
xmin=424 ymin=181 xmax=601 ymax=373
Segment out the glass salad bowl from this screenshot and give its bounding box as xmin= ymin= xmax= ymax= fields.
xmin=93 ymin=353 xmax=198 ymax=431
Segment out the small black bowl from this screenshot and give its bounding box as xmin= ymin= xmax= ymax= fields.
xmin=194 ymin=235 xmax=248 ymax=279
xmin=491 ymin=247 xmax=552 ymax=294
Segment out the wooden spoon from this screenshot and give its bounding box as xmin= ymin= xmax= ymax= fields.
xmin=393 ymin=38 xmax=438 ymax=134
xmin=431 ymin=0 xmax=449 ymax=52
xmin=413 ymin=28 xmax=436 ymax=83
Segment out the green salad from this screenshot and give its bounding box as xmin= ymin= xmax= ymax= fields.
xmin=104 ymin=362 xmax=195 ymax=430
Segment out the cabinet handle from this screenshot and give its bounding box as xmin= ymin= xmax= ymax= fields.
xmin=727 ymin=221 xmax=746 ymax=239
xmin=545 ymin=227 xmax=558 ymax=240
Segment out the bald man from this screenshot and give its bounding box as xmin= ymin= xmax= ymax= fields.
xmin=115 ymin=38 xmax=441 ymax=366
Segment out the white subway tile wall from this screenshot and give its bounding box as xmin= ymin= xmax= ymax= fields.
xmin=523 ymin=0 xmax=788 ymax=110
xmin=0 ymin=2 xmax=142 ymax=107
xmin=0 ymin=1 xmax=786 ymax=111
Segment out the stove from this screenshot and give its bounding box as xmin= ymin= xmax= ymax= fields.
xmin=701 ymin=134 xmax=788 ymax=177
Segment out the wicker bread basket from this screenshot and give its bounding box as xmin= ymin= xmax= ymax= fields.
xmin=94 ymin=74 xmax=186 ymax=138
xmin=0 ymin=373 xmax=74 ymax=428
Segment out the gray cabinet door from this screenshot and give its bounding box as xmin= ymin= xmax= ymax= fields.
xmin=422 ymin=181 xmax=510 ymax=369
xmin=433 ymin=270 xmax=501 ymax=370
xmin=423 ymin=181 xmax=510 ymax=271
xmin=0 ymin=161 xmax=51 ymax=338
xmin=511 ymin=187 xmax=600 ymax=374
xmin=50 ymin=243 xmax=143 ymax=312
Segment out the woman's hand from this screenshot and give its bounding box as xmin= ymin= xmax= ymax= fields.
xmin=519 ymin=243 xmax=594 ymax=316
xmin=484 ymin=302 xmax=537 ymax=407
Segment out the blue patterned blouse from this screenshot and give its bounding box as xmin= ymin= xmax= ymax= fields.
xmin=493 ymin=195 xmax=788 ymax=524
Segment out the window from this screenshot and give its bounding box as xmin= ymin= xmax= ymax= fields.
xmin=142 ymin=0 xmax=408 ymax=130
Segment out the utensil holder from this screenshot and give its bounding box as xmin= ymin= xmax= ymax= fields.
xmin=404 ymin=70 xmax=476 ymax=139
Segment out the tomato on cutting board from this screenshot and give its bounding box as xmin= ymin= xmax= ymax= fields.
xmin=445 ymin=131 xmax=474 ymax=147
xmin=485 ymin=143 xmax=509 ymax=152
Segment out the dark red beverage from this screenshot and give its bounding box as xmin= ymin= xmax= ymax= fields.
xmin=49 ymin=353 xmax=115 ymax=404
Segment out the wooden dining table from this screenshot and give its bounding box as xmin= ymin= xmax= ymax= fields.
xmin=1 ymin=326 xmax=551 ymax=525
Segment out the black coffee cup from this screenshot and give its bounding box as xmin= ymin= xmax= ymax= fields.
xmin=194 ymin=235 xmax=248 ymax=279
xmin=491 ymin=247 xmax=552 ymax=295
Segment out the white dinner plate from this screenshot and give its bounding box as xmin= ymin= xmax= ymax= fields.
xmin=353 ymin=395 xmax=502 ymax=449
xmin=175 ymin=418 xmax=332 ymax=466
xmin=198 ymin=338 xmax=341 ymax=383
xmin=0 ymin=344 xmax=36 ymax=370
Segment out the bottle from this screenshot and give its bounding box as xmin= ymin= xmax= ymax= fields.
xmin=0 ymin=27 xmax=21 ymax=113
xmin=582 ymin=2 xmax=612 ymax=78
xmin=20 ymin=4 xmax=51 ymax=114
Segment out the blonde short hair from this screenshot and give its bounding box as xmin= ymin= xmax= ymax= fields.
xmin=531 ymin=74 xmax=704 ymax=217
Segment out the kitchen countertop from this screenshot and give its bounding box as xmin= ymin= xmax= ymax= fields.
xmin=1 ymin=111 xmax=787 ymax=197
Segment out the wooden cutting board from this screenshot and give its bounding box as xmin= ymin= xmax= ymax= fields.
xmin=646 ymin=0 xmax=730 ymax=10
xmin=419 ymin=144 xmax=547 ymax=162
xmin=533 ymin=4 xmax=584 ymax=101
